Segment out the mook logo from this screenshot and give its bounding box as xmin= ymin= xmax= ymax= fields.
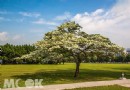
xmin=3 ymin=79 xmax=43 ymax=89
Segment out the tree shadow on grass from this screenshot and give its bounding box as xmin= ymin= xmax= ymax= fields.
xmin=109 ymin=67 xmax=130 ymax=78
xmin=9 ymin=68 xmax=130 ymax=87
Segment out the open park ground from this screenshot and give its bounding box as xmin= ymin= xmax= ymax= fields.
xmin=1 ymin=63 xmax=130 ymax=89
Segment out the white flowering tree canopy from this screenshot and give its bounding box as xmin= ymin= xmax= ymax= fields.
xmin=19 ymin=21 xmax=124 ymax=62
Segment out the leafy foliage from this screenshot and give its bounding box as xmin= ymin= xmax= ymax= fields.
xmin=0 ymin=43 xmax=35 ymax=64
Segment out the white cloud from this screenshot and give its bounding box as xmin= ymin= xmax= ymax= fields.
xmin=12 ymin=35 xmax=22 ymax=40
xmin=72 ymin=0 xmax=130 ymax=48
xmin=0 ymin=11 xmax=7 ymax=14
xmin=0 ymin=17 xmax=4 ymax=20
xmin=55 ymin=12 xmax=72 ymax=21
xmin=0 ymin=17 xmax=11 ymax=22
xmin=15 ymin=18 xmax=25 ymax=22
xmin=32 ymin=18 xmax=58 ymax=25
xmin=0 ymin=32 xmax=25 ymax=45
xmin=0 ymin=32 xmax=8 ymax=41
xmin=29 ymin=29 xmax=45 ymax=33
xmin=0 ymin=11 xmax=10 ymax=14
xmin=91 ymin=9 xmax=104 ymax=16
xmin=19 ymin=12 xmax=41 ymax=18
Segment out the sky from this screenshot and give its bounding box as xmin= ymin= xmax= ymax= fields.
xmin=0 ymin=0 xmax=130 ymax=48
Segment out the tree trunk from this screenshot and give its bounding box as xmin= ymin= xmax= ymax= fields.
xmin=62 ymin=60 xmax=64 ymax=64
xmin=74 ymin=62 xmax=80 ymax=78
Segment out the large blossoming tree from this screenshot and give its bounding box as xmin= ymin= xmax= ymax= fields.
xmin=19 ymin=21 xmax=124 ymax=77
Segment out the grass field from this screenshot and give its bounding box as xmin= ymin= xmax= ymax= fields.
xmin=65 ymin=85 xmax=130 ymax=90
xmin=1 ymin=63 xmax=130 ymax=88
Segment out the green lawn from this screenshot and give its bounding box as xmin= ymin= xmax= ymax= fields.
xmin=1 ymin=63 xmax=130 ymax=88
xmin=65 ymin=85 xmax=130 ymax=90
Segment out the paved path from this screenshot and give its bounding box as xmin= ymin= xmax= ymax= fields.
xmin=119 ymin=83 xmax=130 ymax=88
xmin=1 ymin=79 xmax=130 ymax=90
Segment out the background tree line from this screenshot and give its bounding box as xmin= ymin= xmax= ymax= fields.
xmin=0 ymin=43 xmax=35 ymax=64
xmin=0 ymin=43 xmax=130 ymax=64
